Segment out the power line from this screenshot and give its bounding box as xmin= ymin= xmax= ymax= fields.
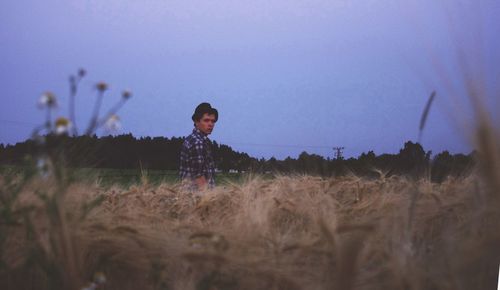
xmin=0 ymin=119 xmax=38 ymax=127
xmin=0 ymin=118 xmax=338 ymax=151
xmin=217 ymin=141 xmax=333 ymax=149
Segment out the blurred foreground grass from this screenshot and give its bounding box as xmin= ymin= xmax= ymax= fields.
xmin=1 ymin=172 xmax=499 ymax=290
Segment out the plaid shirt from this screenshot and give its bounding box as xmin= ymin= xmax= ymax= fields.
xmin=179 ymin=128 xmax=216 ymax=189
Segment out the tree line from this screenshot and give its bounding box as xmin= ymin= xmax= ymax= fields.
xmin=0 ymin=134 xmax=474 ymax=182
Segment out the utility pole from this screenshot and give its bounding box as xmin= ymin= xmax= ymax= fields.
xmin=333 ymin=146 xmax=345 ymax=160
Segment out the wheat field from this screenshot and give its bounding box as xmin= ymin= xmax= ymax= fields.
xmin=1 ymin=166 xmax=499 ymax=289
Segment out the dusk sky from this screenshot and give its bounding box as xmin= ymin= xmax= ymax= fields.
xmin=1 ymin=0 xmax=499 ymax=159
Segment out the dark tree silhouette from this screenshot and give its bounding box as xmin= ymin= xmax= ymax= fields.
xmin=0 ymin=136 xmax=474 ymax=182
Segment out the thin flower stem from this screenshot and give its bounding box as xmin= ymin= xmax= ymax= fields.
xmin=96 ymin=98 xmax=127 ymax=128
xmin=69 ymin=76 xmax=78 ymax=136
xmin=46 ymin=108 xmax=52 ymax=131
xmin=86 ymin=91 xmax=104 ymax=135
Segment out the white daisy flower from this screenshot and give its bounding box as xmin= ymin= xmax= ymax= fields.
xmin=55 ymin=117 xmax=72 ymax=135
xmin=105 ymin=115 xmax=121 ymax=132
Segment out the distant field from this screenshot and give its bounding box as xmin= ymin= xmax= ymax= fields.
xmin=0 ymin=165 xmax=252 ymax=187
xmin=84 ymin=168 xmax=247 ymax=187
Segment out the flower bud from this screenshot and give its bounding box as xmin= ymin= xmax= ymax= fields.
xmin=96 ymin=81 xmax=108 ymax=92
xmin=122 ymin=89 xmax=132 ymax=99
xmin=78 ymin=68 xmax=86 ymax=78
xmin=38 ymin=92 xmax=58 ymax=108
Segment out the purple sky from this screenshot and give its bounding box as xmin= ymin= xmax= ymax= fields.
xmin=1 ymin=0 xmax=499 ymax=159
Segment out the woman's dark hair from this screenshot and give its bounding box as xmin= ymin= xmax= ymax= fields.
xmin=192 ymin=102 xmax=218 ymax=123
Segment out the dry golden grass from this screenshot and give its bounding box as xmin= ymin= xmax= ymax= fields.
xmin=1 ymin=167 xmax=499 ymax=290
